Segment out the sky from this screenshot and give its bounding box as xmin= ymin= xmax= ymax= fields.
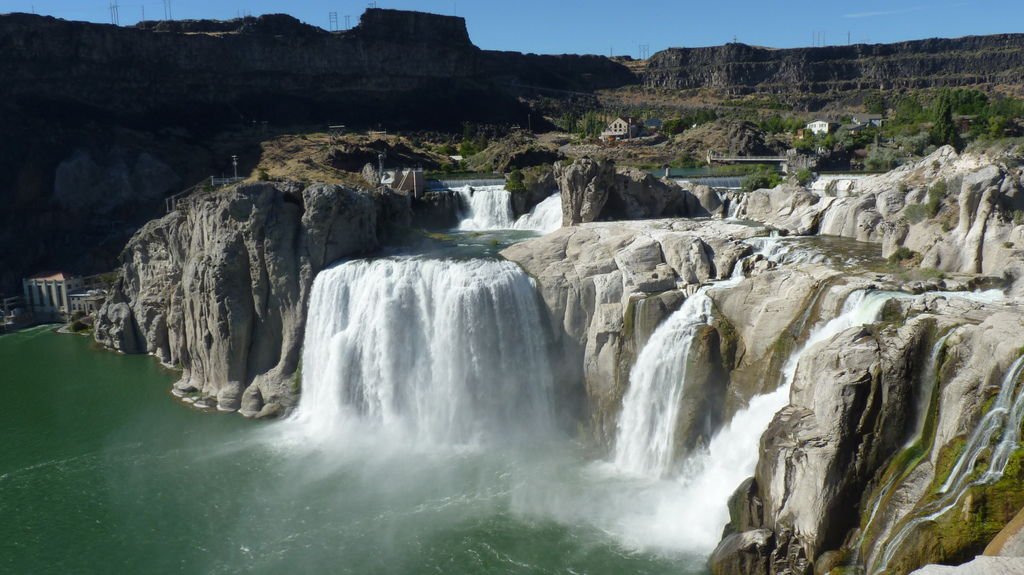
xmin=2 ymin=0 xmax=1022 ymax=55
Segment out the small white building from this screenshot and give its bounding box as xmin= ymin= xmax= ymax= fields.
xmin=601 ymin=117 xmax=641 ymax=141
xmin=23 ymin=272 xmax=82 ymax=321
xmin=806 ymin=120 xmax=839 ymax=136
xmin=68 ymin=289 xmax=107 ymax=316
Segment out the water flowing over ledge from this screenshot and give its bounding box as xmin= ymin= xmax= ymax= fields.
xmin=290 ymin=256 xmax=555 ymax=446
xmin=455 ymin=185 xmax=562 ymax=233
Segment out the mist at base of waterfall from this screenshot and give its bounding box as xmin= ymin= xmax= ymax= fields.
xmin=0 ymin=329 xmax=710 ymax=575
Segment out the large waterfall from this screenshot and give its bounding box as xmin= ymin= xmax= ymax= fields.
xmin=291 ymin=257 xmax=555 ymax=445
xmin=455 ymin=185 xmax=561 ymax=233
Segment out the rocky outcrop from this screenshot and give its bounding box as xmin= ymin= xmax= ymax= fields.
xmin=713 ymin=295 xmax=1024 ymax=575
xmin=555 ymin=158 xmax=722 ymax=226
xmin=645 ymin=35 xmax=1024 ymax=95
xmin=734 ymin=147 xmax=1024 ymax=287
xmin=94 ymin=182 xmax=408 ymax=417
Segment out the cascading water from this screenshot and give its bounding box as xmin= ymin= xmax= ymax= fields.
xmin=607 ymin=287 xmax=892 ymax=552
xmin=513 ymin=193 xmax=562 ymax=234
xmin=668 ymin=290 xmax=892 ymax=542
xmin=871 ymin=355 xmax=1024 ymax=574
xmin=456 ymin=185 xmax=561 ymax=233
xmin=456 ymin=185 xmax=514 ymax=230
xmin=290 ymin=257 xmax=555 ymax=445
xmin=613 ymin=283 xmax=725 ymax=477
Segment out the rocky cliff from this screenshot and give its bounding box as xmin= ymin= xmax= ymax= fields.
xmin=0 ymin=8 xmax=634 ymax=293
xmin=645 ymin=34 xmax=1024 ymax=95
xmin=733 ymin=146 xmax=1024 ymax=287
xmin=94 ymin=182 xmax=409 ymax=417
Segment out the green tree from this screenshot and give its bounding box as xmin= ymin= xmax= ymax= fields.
xmin=930 ymin=91 xmax=960 ymax=149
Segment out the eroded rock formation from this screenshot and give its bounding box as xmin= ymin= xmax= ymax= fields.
xmin=555 ymin=158 xmax=723 ymax=226
xmin=94 ymin=182 xmax=408 ymax=417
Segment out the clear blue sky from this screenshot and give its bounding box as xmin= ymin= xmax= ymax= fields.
xmin=3 ymin=0 xmax=1022 ymax=55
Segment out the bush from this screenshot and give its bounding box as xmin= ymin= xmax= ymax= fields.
xmin=506 ymin=169 xmax=526 ymax=193
xmin=795 ymin=169 xmax=813 ymax=186
xmin=256 ymin=169 xmax=270 ymax=181
xmin=926 ymin=180 xmax=948 ymax=217
xmin=741 ymin=167 xmax=782 ymax=192
xmin=904 ymin=204 xmax=928 ymax=224
xmin=888 ymin=246 xmax=917 ymax=264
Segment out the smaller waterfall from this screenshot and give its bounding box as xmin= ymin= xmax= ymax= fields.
xmin=513 ymin=193 xmax=562 ymax=234
xmin=671 ymin=290 xmax=892 ymax=541
xmin=456 ymin=185 xmax=561 ymax=233
xmin=871 ymin=356 xmax=1024 ymax=574
xmin=456 ymin=185 xmax=514 ymax=230
xmin=613 ymin=284 xmax=723 ymax=477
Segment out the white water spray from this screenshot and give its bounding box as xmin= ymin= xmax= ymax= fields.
xmin=290 ymin=257 xmax=555 ymax=446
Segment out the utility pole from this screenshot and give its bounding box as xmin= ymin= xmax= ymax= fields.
xmin=109 ymin=1 xmax=120 ymax=25
xmin=329 ymin=11 xmax=338 ymax=31
xmin=163 ymin=0 xmax=173 ymax=20
xmin=345 ymin=15 xmax=351 ymax=29
xmin=232 ymin=155 xmax=238 ymax=179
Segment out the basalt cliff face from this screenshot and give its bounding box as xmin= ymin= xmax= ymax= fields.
xmin=644 ymin=35 xmax=1024 ymax=95
xmin=94 ymin=182 xmax=409 ymax=417
xmin=0 ymin=8 xmax=634 ymax=293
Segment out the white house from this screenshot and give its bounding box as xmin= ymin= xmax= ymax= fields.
xmin=23 ymin=272 xmax=82 ymax=321
xmin=601 ymin=117 xmax=641 ymax=140
xmin=806 ymin=119 xmax=839 ymax=136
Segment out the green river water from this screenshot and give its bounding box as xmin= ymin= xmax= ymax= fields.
xmin=0 ymin=327 xmax=710 ymax=574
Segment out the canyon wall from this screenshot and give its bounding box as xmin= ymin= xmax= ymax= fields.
xmin=645 ymin=35 xmax=1024 ymax=95
xmin=94 ymin=182 xmax=409 ymax=417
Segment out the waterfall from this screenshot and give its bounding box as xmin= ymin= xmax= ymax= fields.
xmin=612 ymin=243 xmax=839 ymax=478
xmin=871 ymin=356 xmax=1024 ymax=574
xmin=456 ymin=185 xmax=514 ymax=230
xmin=290 ymin=257 xmax=555 ymax=445
xmin=613 ymin=284 xmax=722 ymax=477
xmin=456 ymin=185 xmax=562 ymax=233
xmin=513 ymin=193 xmax=562 ymax=234
xmin=669 ymin=290 xmax=892 ymax=544
xmin=610 ymin=287 xmax=891 ymax=551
